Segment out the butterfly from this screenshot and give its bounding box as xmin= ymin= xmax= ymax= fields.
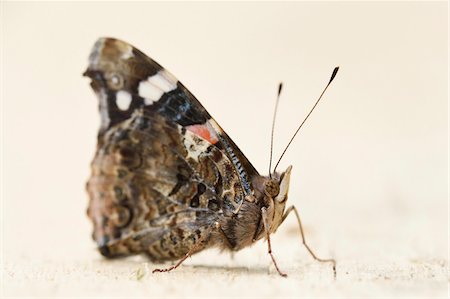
xmin=84 ymin=37 xmax=338 ymax=277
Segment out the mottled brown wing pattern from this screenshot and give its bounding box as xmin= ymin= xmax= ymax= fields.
xmin=84 ymin=38 xmax=258 ymax=260
xmin=87 ymin=110 xmax=248 ymax=260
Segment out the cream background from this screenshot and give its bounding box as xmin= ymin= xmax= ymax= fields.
xmin=1 ymin=1 xmax=448 ymax=298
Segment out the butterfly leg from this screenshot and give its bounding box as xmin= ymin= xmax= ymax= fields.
xmin=282 ymin=205 xmax=336 ymax=277
xmin=151 ymin=250 xmax=193 ymax=273
xmin=261 ymin=207 xmax=287 ymax=277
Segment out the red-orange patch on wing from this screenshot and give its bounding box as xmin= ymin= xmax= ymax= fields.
xmin=186 ymin=123 xmax=219 ymax=144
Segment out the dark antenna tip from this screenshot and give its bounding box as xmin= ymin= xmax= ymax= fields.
xmin=273 ymin=66 xmax=339 ymax=173
xmin=278 ymin=82 xmax=283 ymax=95
xmin=268 ymin=82 xmax=284 ymax=177
xmin=329 ymin=66 xmax=339 ymax=84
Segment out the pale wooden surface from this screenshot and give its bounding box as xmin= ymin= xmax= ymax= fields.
xmin=3 ymin=199 xmax=448 ymax=297
xmin=3 ymin=259 xmax=448 ymax=298
xmin=3 ymin=231 xmax=448 ymax=298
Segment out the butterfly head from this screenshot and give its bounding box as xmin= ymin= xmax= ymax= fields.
xmin=261 ymin=165 xmax=292 ymax=234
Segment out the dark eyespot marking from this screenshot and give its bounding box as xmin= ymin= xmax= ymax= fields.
xmin=208 ymin=198 xmax=220 ymax=211
xmin=115 ymin=204 xmax=133 ymax=228
xmin=169 ymin=173 xmax=189 ymax=196
xmin=197 ymin=183 xmax=206 ymax=193
xmin=190 ymin=183 xmax=206 ymax=208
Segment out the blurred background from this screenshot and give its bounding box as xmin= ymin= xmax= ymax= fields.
xmin=2 ymin=1 xmax=448 ymax=298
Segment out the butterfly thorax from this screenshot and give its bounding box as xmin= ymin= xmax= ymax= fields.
xmin=215 ymin=166 xmax=292 ymax=251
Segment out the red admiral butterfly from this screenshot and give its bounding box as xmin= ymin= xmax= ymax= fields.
xmin=84 ymin=38 xmax=338 ymax=277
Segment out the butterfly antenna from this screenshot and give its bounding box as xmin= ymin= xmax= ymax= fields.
xmin=273 ymin=67 xmax=339 ymax=173
xmin=269 ymin=83 xmax=283 ymax=179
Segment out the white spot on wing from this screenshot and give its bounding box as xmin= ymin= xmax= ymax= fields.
xmin=139 ymin=82 xmax=164 ymax=104
xmin=183 ymin=130 xmax=210 ymax=161
xmin=116 ymin=90 xmax=132 ymax=110
xmin=148 ymin=70 xmax=177 ymax=92
xmin=138 ymin=69 xmax=178 ymax=104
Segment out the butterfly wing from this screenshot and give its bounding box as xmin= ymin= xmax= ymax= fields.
xmin=84 ymin=38 xmax=258 ymax=259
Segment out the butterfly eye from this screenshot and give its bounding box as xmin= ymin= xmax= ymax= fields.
xmin=108 ymin=73 xmax=124 ymax=89
xmin=264 ymin=180 xmax=280 ymax=198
